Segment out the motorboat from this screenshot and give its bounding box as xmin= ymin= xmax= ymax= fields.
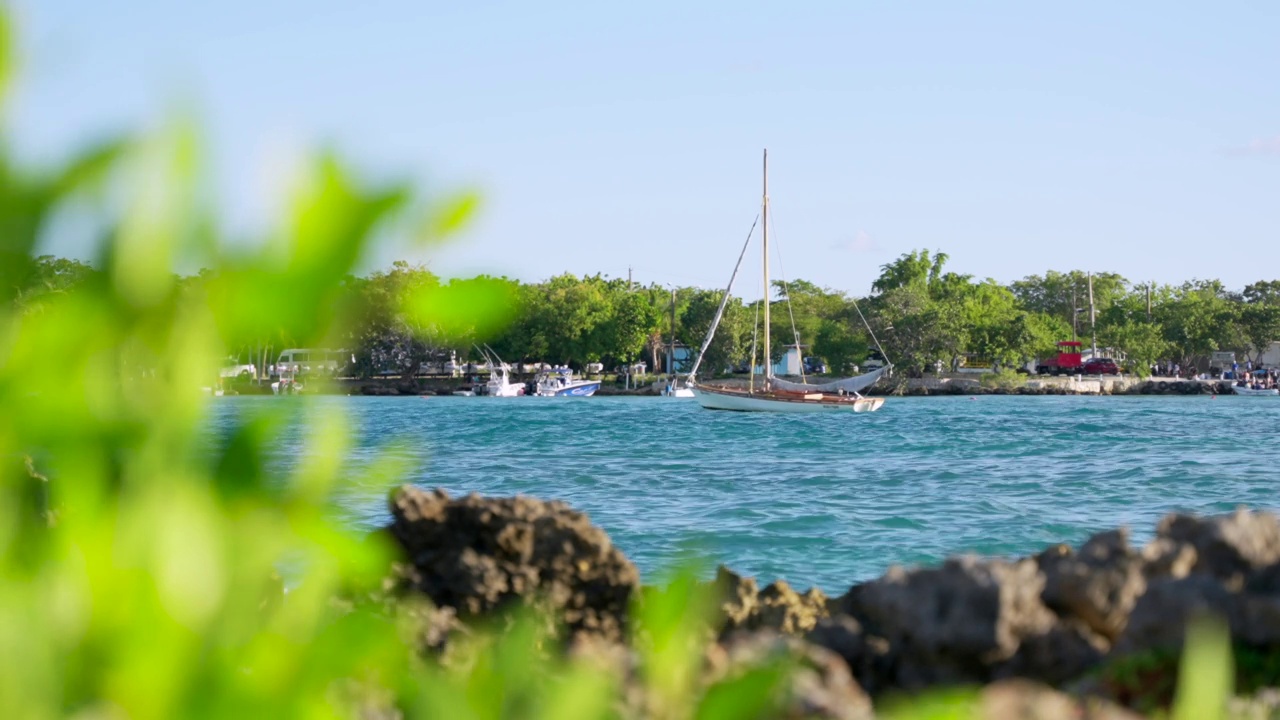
xmin=271 ymin=366 xmax=303 ymax=395
xmin=662 ymin=382 xmax=695 ymax=398
xmin=1232 ymin=384 xmax=1279 ymax=397
xmin=535 ymin=368 xmax=601 ymax=397
xmin=484 ymin=360 xmax=526 ymax=397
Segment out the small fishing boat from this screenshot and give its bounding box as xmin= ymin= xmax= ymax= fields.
xmin=535 ymin=368 xmax=601 ymax=397
xmin=1232 ymin=384 xmax=1279 ymax=397
xmin=661 ymin=286 xmax=696 ymax=398
xmin=481 ymin=348 xmax=527 ymax=397
xmin=662 ymin=383 xmax=695 ymax=398
xmin=688 ymin=150 xmax=889 ymax=414
xmin=271 ymin=366 xmax=303 ymax=395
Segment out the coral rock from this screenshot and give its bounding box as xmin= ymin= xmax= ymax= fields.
xmin=384 ymin=486 xmax=639 ymax=642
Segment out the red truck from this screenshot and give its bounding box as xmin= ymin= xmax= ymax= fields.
xmin=1035 ymin=341 xmax=1084 ymax=375
xmin=1033 ymin=342 xmax=1122 ymax=376
xmin=1035 ymin=341 xmax=1120 ymax=375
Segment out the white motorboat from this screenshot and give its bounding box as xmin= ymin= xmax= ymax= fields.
xmin=535 ymin=368 xmax=601 ymax=397
xmin=687 ymin=150 xmax=889 ymax=414
xmin=271 ymin=366 xmax=303 ymax=395
xmin=466 ymin=347 xmax=526 ymax=397
xmin=660 ymin=285 xmax=696 ymax=398
xmin=485 ymin=362 xmax=526 ymax=397
xmin=662 ymin=383 xmax=695 ymax=398
xmin=1232 ymin=384 xmax=1279 ymax=397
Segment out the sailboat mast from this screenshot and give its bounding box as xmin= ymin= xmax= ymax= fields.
xmin=762 ymin=149 xmax=771 ymax=386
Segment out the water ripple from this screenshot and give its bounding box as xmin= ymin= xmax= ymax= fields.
xmin=207 ymin=395 xmax=1280 ymax=592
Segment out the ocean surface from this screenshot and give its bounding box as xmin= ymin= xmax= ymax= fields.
xmin=208 ymin=395 xmax=1280 ymax=593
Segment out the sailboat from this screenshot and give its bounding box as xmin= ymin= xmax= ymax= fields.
xmin=688 ymin=150 xmax=888 ymax=413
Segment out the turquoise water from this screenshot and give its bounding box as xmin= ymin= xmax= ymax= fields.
xmin=209 ymin=395 xmax=1280 ymax=593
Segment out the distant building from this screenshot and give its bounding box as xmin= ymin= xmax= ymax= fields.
xmin=659 ymin=343 xmax=694 ymax=374
xmin=755 ymin=344 xmax=806 ymax=376
xmin=1259 ymin=342 xmax=1280 ymax=367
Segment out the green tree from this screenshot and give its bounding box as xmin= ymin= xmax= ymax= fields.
xmin=1157 ymin=280 xmax=1240 ymax=368
xmin=871 ymin=285 xmax=965 ymax=376
xmin=1096 ymin=290 xmax=1170 ymax=373
xmin=872 ymin=249 xmax=950 ymax=294
xmin=14 ymin=255 xmax=100 ymax=313
xmin=0 ymin=137 xmax=129 ymax=306
xmin=522 ymin=274 xmax=614 ymax=367
xmin=1242 ymin=280 xmax=1280 ymax=306
xmin=351 ymin=261 xmax=442 ymax=378
xmin=1010 ymin=270 xmax=1128 ymax=336
xmin=1238 ymin=304 xmax=1280 ymax=362
xmin=599 ymin=289 xmax=661 ymax=367
xmin=769 ymin=278 xmax=868 ymax=370
xmin=680 ymin=290 xmax=747 ymax=377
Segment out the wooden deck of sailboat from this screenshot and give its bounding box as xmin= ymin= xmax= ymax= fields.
xmin=691 ymin=384 xmax=885 ymax=413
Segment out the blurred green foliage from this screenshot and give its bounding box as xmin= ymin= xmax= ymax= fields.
xmin=0 ymin=12 xmax=800 ymax=719
xmin=0 ymin=8 xmax=1268 ymax=719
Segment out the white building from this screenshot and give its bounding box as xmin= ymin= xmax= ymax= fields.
xmin=1258 ymin=342 xmax=1280 ymax=367
xmin=754 ymin=345 xmax=805 ymax=376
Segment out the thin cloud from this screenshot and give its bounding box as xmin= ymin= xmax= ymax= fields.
xmin=1224 ymin=135 xmax=1280 ymax=156
xmin=829 ymin=230 xmax=880 ymax=253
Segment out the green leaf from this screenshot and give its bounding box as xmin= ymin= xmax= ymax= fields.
xmin=420 ymin=189 xmax=482 ymax=244
xmin=0 ymin=11 xmax=12 ymax=114
xmin=695 ymin=664 xmax=787 ymax=720
xmin=1172 ymin=615 xmax=1233 ymax=720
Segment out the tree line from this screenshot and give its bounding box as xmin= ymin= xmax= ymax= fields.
xmin=18 ymin=251 xmax=1280 ymax=379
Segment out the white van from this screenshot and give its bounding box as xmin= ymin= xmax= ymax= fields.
xmin=275 ymin=349 xmax=351 ymax=374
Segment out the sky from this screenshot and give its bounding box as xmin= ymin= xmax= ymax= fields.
xmin=12 ymin=1 xmax=1280 ymax=298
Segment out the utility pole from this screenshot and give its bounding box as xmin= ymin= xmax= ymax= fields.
xmin=1088 ymin=271 xmax=1097 ymax=359
xmin=627 ymin=266 xmax=633 ymax=292
xmin=1146 ymin=282 xmax=1152 ymax=322
xmin=1072 ymin=285 xmax=1079 ymax=341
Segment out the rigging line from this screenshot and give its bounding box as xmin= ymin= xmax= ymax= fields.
xmin=849 ymin=293 xmax=892 ymax=371
xmin=687 ymin=214 xmax=760 ymax=382
xmin=765 ymin=208 xmax=807 ymax=384
xmin=749 ymin=281 xmax=761 ymax=394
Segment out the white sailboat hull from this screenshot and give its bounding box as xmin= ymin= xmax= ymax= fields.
xmin=691 ymin=387 xmax=884 ymax=413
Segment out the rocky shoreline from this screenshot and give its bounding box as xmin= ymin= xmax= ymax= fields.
xmin=376 ymin=486 xmax=1280 ymax=718
xmin=883 ymin=379 xmax=1234 ymax=397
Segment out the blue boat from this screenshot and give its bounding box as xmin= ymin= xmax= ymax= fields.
xmin=535 ymin=368 xmax=601 ymax=397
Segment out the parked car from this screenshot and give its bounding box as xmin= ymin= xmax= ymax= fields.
xmin=803 ymin=356 xmax=828 ymax=374
xmin=219 ymin=363 xmax=256 ymax=379
xmin=1082 ymin=357 xmax=1120 ymax=375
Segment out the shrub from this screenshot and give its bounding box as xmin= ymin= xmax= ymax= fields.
xmin=979 ymin=368 xmax=1025 ymax=391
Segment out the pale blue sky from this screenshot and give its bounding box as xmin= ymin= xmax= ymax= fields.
xmin=13 ymin=1 xmax=1280 ymax=297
